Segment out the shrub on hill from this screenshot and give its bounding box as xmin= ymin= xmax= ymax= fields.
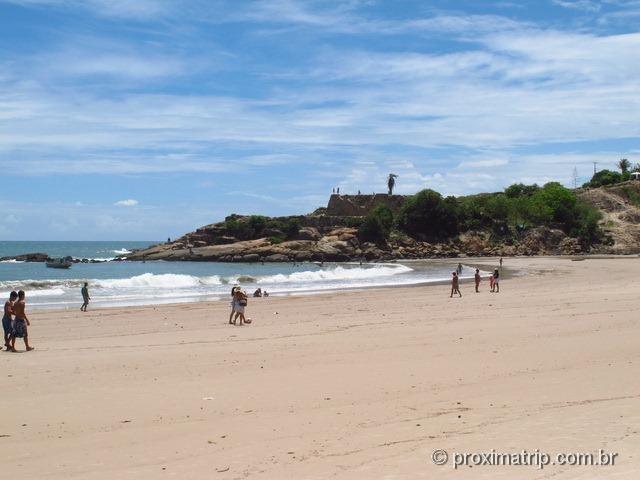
xmin=358 ymin=205 xmax=394 ymax=243
xmin=396 ymin=189 xmax=459 ymax=240
xmin=396 ymin=183 xmax=602 ymax=245
xmin=223 ymin=215 xmax=300 ymax=241
xmin=583 ymin=169 xmax=625 ymax=188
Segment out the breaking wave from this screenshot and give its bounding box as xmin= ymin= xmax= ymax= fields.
xmin=258 ymin=264 xmax=413 ymax=284
xmin=95 ymin=273 xmax=223 ymax=289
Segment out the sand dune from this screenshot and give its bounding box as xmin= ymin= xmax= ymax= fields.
xmin=1 ymin=257 xmax=639 ymax=479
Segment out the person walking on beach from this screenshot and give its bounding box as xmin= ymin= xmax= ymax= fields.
xmin=3 ymin=291 xmax=17 ymax=351
xmin=80 ymin=282 xmax=90 ymax=312
xmin=229 ymin=285 xmax=240 ymax=325
xmin=474 ymin=268 xmax=481 ymax=293
xmin=233 ymin=288 xmax=248 ymax=325
xmin=491 ymin=268 xmax=500 ymax=293
xmin=450 ymin=272 xmax=462 ymax=298
xmin=11 ymin=290 xmax=33 ymax=352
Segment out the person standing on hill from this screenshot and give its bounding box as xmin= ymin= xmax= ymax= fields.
xmin=80 ymin=282 xmax=90 ymax=312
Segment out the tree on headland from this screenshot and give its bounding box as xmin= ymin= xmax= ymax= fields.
xmin=618 ymin=158 xmax=630 ymax=174
xmin=387 ymin=174 xmax=398 ymax=195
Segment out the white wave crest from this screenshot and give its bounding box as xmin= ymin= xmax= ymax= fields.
xmin=112 ymin=248 xmax=132 ymax=255
xmin=0 ymin=259 xmax=25 ymax=263
xmin=95 ymin=273 xmax=222 ymax=289
xmin=258 ymin=264 xmax=413 ymax=284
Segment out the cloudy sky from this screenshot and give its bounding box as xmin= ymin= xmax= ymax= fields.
xmin=1 ymin=0 xmax=639 ymax=240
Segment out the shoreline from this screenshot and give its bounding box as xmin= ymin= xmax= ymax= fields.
xmin=17 ymin=257 xmax=515 ymax=312
xmin=15 ymin=252 xmax=638 ymax=312
xmin=21 ymin=252 xmax=640 ymax=313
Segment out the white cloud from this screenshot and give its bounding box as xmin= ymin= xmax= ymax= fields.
xmin=552 ymin=0 xmax=602 ymax=12
xmin=1 ymin=0 xmax=169 ymax=18
xmin=114 ymin=199 xmax=139 ymax=206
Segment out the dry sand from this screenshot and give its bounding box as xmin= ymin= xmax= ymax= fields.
xmin=1 ymin=256 xmax=640 ymax=479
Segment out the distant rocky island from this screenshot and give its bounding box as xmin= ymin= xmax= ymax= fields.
xmin=125 ymin=181 xmax=640 ymax=262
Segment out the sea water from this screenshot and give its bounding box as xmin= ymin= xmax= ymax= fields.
xmin=0 ymin=241 xmax=482 ymax=309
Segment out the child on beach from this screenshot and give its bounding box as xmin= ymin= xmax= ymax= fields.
xmin=489 ymin=273 xmax=494 ymax=291
xmin=11 ymin=290 xmax=33 ymax=352
xmin=474 ymin=268 xmax=481 ymax=293
xmin=450 ymin=272 xmax=462 ymax=298
xmin=3 ymin=291 xmax=17 ymax=351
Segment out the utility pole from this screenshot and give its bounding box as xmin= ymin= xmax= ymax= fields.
xmin=593 ymin=162 xmax=597 ymax=175
xmin=572 ymin=167 xmax=578 ymax=189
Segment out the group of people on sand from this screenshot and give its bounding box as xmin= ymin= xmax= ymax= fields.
xmin=450 ymin=258 xmax=503 ymax=298
xmin=3 ymin=290 xmax=34 ymax=352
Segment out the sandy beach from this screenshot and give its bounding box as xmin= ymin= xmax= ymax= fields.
xmin=1 ymin=256 xmax=639 ymax=479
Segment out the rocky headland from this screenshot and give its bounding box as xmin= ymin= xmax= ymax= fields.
xmin=125 ymin=182 xmax=640 ymax=262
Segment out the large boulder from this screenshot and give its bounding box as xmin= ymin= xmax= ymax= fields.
xmin=295 ymin=227 xmax=321 ymax=241
xmin=263 ymin=254 xmax=290 ymax=262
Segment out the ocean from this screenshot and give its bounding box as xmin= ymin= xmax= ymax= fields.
xmin=0 ymin=241 xmax=482 ymax=310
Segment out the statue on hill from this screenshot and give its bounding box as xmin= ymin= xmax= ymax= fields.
xmin=387 ymin=174 xmax=398 ymax=195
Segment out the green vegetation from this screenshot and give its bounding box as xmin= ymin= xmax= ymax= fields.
xmin=396 ymin=189 xmax=459 ymax=240
xmin=396 ymin=182 xmax=603 ymax=245
xmin=358 ymin=205 xmax=394 ymax=243
xmin=583 ymin=169 xmax=627 ymax=188
xmin=223 ymin=181 xmax=606 ymax=248
xmin=223 ymin=215 xmax=300 ymax=241
xmin=582 ymin=158 xmax=639 ymax=188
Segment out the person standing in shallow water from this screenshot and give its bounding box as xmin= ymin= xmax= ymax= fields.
xmin=474 ymin=268 xmax=481 ymax=293
xmin=3 ymin=291 xmax=17 ymax=351
xmin=11 ymin=290 xmax=33 ymax=352
xmin=80 ymin=282 xmax=90 ymax=312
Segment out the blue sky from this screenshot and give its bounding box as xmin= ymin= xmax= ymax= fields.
xmin=1 ymin=0 xmax=639 ymax=240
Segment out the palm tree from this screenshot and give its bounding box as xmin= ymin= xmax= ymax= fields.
xmin=387 ymin=174 xmax=398 ymax=195
xmin=617 ymin=158 xmax=630 ymax=174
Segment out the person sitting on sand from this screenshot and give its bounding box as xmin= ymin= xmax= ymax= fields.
xmin=80 ymin=282 xmax=90 ymax=312
xmin=229 ymin=285 xmax=240 ymax=325
xmin=492 ymin=268 xmax=500 ymax=293
xmin=450 ymin=272 xmax=462 ymax=298
xmin=3 ymin=291 xmax=17 ymax=351
xmin=11 ymin=290 xmax=33 ymax=352
xmin=263 ymin=290 xmax=269 ymax=297
xmin=474 ymin=268 xmax=481 ymax=293
xmin=253 ymin=288 xmax=262 ymax=298
xmin=233 ymin=289 xmax=248 ymax=325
